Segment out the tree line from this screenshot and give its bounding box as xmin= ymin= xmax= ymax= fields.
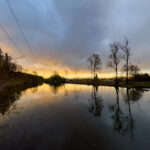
xmin=0 ymin=48 xmax=22 ymax=73
xmin=87 ymin=37 xmax=140 ymax=85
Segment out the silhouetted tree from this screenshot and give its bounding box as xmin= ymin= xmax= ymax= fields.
xmin=0 ymin=48 xmax=22 ymax=73
xmin=122 ymin=64 xmax=140 ymax=79
xmin=129 ymin=65 xmax=140 ymax=77
xmin=134 ymin=73 xmax=150 ymax=81
xmin=120 ymin=37 xmax=131 ymax=85
xmin=46 ymin=71 xmax=65 ymax=85
xmin=87 ymin=54 xmax=102 ymax=79
xmin=107 ymin=42 xmax=121 ymax=85
xmin=0 ymin=48 xmax=3 ymax=71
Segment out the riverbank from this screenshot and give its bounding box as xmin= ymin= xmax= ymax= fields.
xmin=0 ymin=72 xmax=44 ymax=93
xmin=2 ymin=72 xmax=150 ymax=92
xmin=66 ymin=79 xmax=150 ymax=88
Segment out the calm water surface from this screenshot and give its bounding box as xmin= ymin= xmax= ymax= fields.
xmin=0 ymin=84 xmax=150 ymax=150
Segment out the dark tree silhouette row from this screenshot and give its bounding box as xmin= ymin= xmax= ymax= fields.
xmin=0 ymin=48 xmax=22 ymax=72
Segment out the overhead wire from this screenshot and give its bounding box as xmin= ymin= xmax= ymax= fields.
xmin=0 ymin=24 xmax=32 ymax=64
xmin=6 ymin=0 xmax=37 ymax=64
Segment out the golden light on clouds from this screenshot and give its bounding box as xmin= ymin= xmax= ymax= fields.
xmin=23 ymin=67 xmax=120 ymax=79
xmin=0 ymin=43 xmax=141 ymax=79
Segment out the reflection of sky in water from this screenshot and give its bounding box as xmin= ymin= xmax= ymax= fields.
xmin=0 ymin=84 xmax=150 ymax=150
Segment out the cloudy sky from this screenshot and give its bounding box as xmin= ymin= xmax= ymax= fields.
xmin=0 ymin=0 xmax=149 ymax=77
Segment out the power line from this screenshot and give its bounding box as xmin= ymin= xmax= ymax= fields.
xmin=0 ymin=24 xmax=31 ymax=64
xmin=6 ymin=0 xmax=37 ymax=64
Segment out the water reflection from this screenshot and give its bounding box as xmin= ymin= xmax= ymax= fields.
xmin=109 ymin=87 xmax=124 ymax=133
xmin=122 ymin=88 xmax=135 ymax=140
xmin=30 ymin=86 xmax=38 ymax=93
xmin=0 ymin=84 xmax=39 ymax=117
xmin=109 ymin=87 xmax=145 ymax=140
xmin=64 ymin=85 xmax=69 ymax=97
xmin=49 ymin=84 xmax=64 ymax=94
xmin=0 ymin=84 xmax=150 ymax=150
xmin=88 ymin=86 xmax=103 ymax=117
xmin=121 ymin=88 xmax=144 ymax=103
xmin=73 ymin=85 xmax=79 ymax=100
xmin=127 ymin=88 xmax=144 ymax=102
xmin=0 ymin=89 xmax=21 ymax=117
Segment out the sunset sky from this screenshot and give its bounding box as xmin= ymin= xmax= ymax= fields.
xmin=0 ymin=0 xmax=149 ymax=78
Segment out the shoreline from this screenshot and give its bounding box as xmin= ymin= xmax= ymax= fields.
xmin=0 ymin=72 xmax=44 ymax=93
xmin=1 ymin=72 xmax=150 ymax=93
xmin=65 ymin=80 xmax=150 ymax=88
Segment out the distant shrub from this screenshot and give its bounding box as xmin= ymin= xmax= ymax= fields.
xmin=46 ymin=72 xmax=65 ymax=85
xmin=133 ymin=73 xmax=150 ymax=81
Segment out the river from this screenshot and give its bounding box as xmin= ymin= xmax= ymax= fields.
xmin=0 ymin=83 xmax=150 ymax=150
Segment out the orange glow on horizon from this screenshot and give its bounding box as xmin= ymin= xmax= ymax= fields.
xmin=23 ymin=68 xmax=126 ymax=79
xmin=0 ymin=44 xmax=145 ymax=79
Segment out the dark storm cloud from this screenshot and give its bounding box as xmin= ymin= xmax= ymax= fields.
xmin=0 ymin=0 xmax=150 ymax=72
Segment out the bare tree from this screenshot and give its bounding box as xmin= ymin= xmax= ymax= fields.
xmin=0 ymin=48 xmax=3 ymax=71
xmin=120 ymin=37 xmax=131 ymax=84
xmin=87 ymin=54 xmax=102 ymax=79
xmin=129 ymin=65 xmax=140 ymax=77
xmin=107 ymin=42 xmax=121 ymax=85
xmin=0 ymin=48 xmax=22 ymax=73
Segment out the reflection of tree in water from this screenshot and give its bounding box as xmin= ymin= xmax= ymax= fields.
xmin=88 ymin=86 xmax=103 ymax=117
xmin=109 ymin=87 xmax=144 ymax=140
xmin=0 ymin=89 xmax=22 ymax=118
xmin=64 ymin=84 xmax=68 ymax=97
xmin=127 ymin=88 xmax=144 ymax=102
xmin=65 ymin=88 xmax=68 ymax=97
xmin=73 ymin=85 xmax=82 ymax=100
xmin=0 ymin=84 xmax=39 ymax=118
xmin=49 ymin=84 xmax=64 ymax=94
xmin=30 ymin=87 xmax=38 ymax=93
xmin=122 ymin=88 xmax=144 ymax=139
xmin=122 ymin=88 xmax=135 ymax=139
xmin=74 ymin=86 xmax=79 ymax=100
xmin=109 ymin=87 xmax=124 ymax=133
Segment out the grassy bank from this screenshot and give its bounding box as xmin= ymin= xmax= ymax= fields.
xmin=0 ymin=71 xmax=44 ymax=93
xmin=66 ymin=79 xmax=150 ymax=88
xmin=0 ymin=72 xmax=44 ymax=115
